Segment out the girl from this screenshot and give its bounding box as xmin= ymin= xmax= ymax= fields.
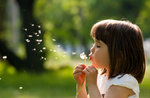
xmin=73 ymin=19 xmax=146 ymax=98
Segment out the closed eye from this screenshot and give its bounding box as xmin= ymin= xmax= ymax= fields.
xmin=96 ymin=45 xmax=101 ymax=48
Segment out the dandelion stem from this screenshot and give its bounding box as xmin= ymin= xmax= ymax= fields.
xmin=77 ymin=58 xmax=87 ymax=96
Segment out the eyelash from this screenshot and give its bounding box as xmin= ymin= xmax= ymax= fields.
xmin=96 ymin=45 xmax=101 ymax=48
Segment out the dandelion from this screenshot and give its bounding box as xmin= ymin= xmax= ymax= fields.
xmin=80 ymin=52 xmax=87 ymax=65
xmin=77 ymin=52 xmax=87 ymax=96
xmin=2 ymin=56 xmax=7 ymax=60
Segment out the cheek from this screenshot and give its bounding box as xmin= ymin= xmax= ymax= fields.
xmin=92 ymin=52 xmax=110 ymax=68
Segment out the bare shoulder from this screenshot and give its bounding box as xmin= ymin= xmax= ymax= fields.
xmin=105 ymin=85 xmax=135 ymax=98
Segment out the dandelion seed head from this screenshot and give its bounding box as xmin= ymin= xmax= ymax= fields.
xmin=80 ymin=52 xmax=87 ymax=60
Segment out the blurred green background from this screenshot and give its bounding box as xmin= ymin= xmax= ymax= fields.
xmin=0 ymin=0 xmax=150 ymax=98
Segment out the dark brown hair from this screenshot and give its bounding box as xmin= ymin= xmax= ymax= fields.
xmin=91 ymin=19 xmax=146 ymax=83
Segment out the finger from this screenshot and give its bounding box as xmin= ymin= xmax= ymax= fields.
xmin=73 ymin=69 xmax=83 ymax=75
xmin=73 ymin=72 xmax=83 ymax=78
xmin=83 ymin=69 xmax=89 ymax=75
xmin=75 ymin=64 xmax=85 ymax=69
xmin=88 ymin=66 xmax=96 ymax=72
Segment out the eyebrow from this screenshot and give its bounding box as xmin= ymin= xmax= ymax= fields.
xmin=94 ymin=39 xmax=101 ymax=44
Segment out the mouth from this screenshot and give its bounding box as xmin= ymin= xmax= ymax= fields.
xmin=88 ymin=53 xmax=92 ymax=61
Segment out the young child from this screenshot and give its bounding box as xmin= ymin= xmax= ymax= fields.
xmin=73 ymin=19 xmax=146 ymax=98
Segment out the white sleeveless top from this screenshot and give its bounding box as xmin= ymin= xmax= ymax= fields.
xmin=97 ymin=73 xmax=139 ymax=98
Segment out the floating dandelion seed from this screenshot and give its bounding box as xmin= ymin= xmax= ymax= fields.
xmin=31 ymin=24 xmax=34 ymax=26
xmin=44 ymin=58 xmax=46 ymax=60
xmin=24 ymin=28 xmax=27 ymax=31
xmin=53 ymin=50 xmax=56 ymax=52
xmin=2 ymin=56 xmax=7 ymax=60
xmin=38 ymin=30 xmax=41 ymax=34
xmin=28 ymin=35 xmax=33 ymax=37
xmin=50 ymin=49 xmax=53 ymax=51
xmin=39 ymin=50 xmax=43 ymax=53
xmin=35 ymin=33 xmax=37 ymax=35
xmin=37 ymin=42 xmax=41 ymax=45
xmin=57 ymin=45 xmax=60 ymax=48
xmin=72 ymin=52 xmax=76 ymax=55
xmin=52 ymin=39 xmax=56 ymax=41
xmin=38 ymin=25 xmax=41 ymax=28
xmin=19 ymin=86 xmax=23 ymax=90
xmin=36 ymin=39 xmax=42 ymax=43
xmin=25 ymin=39 xmax=30 ymax=43
xmin=43 ymin=47 xmax=46 ymax=50
xmin=32 ymin=48 xmax=36 ymax=51
xmin=63 ymin=55 xmax=66 ymax=58
xmin=40 ymin=57 xmax=44 ymax=60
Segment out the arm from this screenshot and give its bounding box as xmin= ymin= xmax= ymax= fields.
xmin=76 ymin=81 xmax=87 ymax=98
xmin=83 ymin=66 xmax=102 ymax=98
xmin=73 ymin=64 xmax=88 ymax=98
xmin=88 ymin=84 xmax=102 ymax=98
xmin=105 ymin=85 xmax=135 ymax=98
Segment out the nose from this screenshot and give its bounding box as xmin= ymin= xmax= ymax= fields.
xmin=90 ymin=45 xmax=95 ymax=53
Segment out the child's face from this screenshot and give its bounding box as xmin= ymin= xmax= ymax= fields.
xmin=89 ymin=39 xmax=110 ymax=69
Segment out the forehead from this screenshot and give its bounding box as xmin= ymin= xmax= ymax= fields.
xmin=94 ymin=38 xmax=103 ymax=44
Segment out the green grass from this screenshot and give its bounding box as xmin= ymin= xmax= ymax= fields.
xmin=0 ymin=66 xmax=150 ymax=98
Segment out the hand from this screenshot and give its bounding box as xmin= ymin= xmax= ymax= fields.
xmin=73 ymin=64 xmax=86 ymax=85
xmin=83 ymin=66 xmax=98 ymax=86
